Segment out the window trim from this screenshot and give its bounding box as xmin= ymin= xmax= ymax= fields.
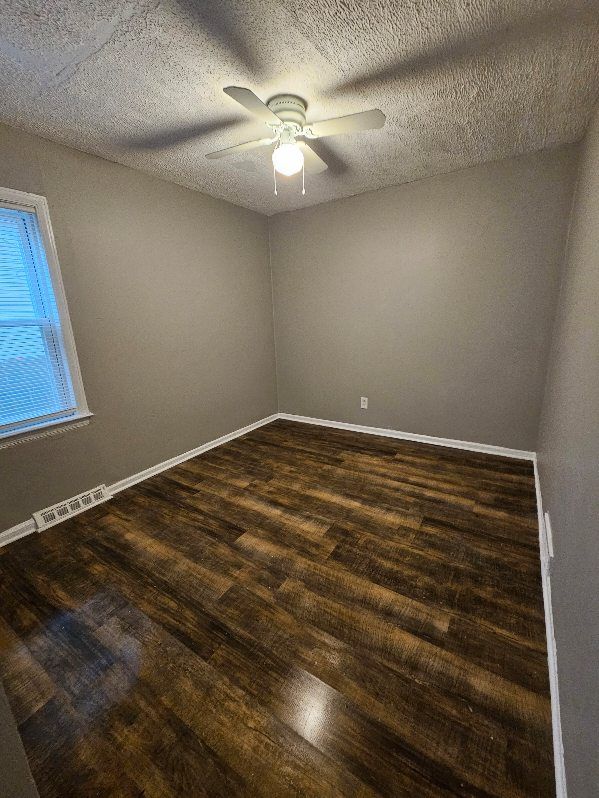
xmin=0 ymin=186 xmax=91 ymax=447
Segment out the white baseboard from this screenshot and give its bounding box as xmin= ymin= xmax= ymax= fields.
xmin=0 ymin=412 xmax=534 ymax=548
xmin=0 ymin=413 xmax=278 ymax=550
xmin=0 ymin=519 xmax=36 ymax=549
xmin=278 ymin=413 xmax=535 ymax=460
xmin=110 ymin=413 xmax=279 ymax=493
xmin=534 ymin=456 xmax=568 ymax=798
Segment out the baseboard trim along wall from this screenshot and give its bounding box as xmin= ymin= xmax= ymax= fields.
xmin=0 ymin=519 xmax=37 ymax=549
xmin=109 ymin=413 xmax=280 ymax=494
xmin=278 ymin=413 xmax=535 ymax=460
xmin=533 ymin=456 xmax=568 ymax=798
xmin=0 ymin=411 xmax=535 ymax=548
xmin=0 ymin=413 xmax=279 ymax=550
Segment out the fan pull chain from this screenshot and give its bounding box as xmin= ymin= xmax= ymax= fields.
xmin=302 ymin=162 xmax=306 ymax=195
xmin=273 ymin=163 xmax=278 ymax=196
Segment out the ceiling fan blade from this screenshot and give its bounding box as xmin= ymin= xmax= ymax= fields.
xmin=206 ymin=137 xmax=274 ymax=160
xmin=301 ymin=139 xmax=347 ymax=176
xmin=308 ymin=109 xmax=385 ymax=138
xmin=297 ymin=142 xmax=328 ymax=174
xmin=223 ymin=86 xmax=281 ymax=125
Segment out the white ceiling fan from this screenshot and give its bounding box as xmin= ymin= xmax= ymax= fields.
xmin=206 ymin=87 xmax=386 ymax=190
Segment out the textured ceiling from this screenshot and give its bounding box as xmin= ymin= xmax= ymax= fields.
xmin=1 ymin=1 xmax=599 ymax=215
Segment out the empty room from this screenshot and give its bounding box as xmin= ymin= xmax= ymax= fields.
xmin=0 ymin=2 xmax=598 ymax=796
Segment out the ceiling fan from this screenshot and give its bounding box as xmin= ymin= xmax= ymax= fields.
xmin=206 ymin=86 xmax=385 ymax=192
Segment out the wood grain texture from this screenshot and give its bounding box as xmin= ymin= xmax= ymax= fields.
xmin=0 ymin=419 xmax=553 ymax=797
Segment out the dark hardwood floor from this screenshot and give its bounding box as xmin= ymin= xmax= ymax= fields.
xmin=0 ymin=419 xmax=553 ymax=797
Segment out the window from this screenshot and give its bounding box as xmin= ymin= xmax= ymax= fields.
xmin=0 ymin=187 xmax=89 ymax=446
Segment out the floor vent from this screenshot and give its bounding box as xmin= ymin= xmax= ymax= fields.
xmin=33 ymin=485 xmax=112 ymax=531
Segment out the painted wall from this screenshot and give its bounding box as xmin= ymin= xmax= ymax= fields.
xmin=537 ymin=107 xmax=599 ymax=797
xmin=269 ymin=147 xmax=578 ymax=450
xmin=0 ymin=124 xmax=277 ymax=529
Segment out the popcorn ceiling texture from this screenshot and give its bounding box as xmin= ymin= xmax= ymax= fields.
xmin=0 ymin=0 xmax=598 ymax=215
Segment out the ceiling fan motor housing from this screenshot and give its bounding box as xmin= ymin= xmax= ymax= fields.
xmin=267 ymin=95 xmax=307 ymax=130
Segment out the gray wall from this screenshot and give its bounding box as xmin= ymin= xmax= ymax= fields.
xmin=270 ymin=147 xmax=578 ymax=450
xmin=0 ymin=124 xmax=277 ymax=529
xmin=537 ymin=108 xmax=599 ymax=797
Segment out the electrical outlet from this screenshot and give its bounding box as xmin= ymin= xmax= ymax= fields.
xmin=360 ymin=396 xmax=368 ymax=409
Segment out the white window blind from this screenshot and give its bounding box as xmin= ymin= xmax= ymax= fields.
xmin=0 ymin=192 xmax=87 ymax=442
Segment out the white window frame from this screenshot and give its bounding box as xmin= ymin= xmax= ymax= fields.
xmin=0 ymin=187 xmax=91 ymax=448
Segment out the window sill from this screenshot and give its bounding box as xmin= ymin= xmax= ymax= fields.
xmin=0 ymin=412 xmax=93 ymax=450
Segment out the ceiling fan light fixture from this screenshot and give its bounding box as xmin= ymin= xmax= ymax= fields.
xmin=206 ymin=87 xmax=386 ymax=196
xmin=272 ymin=142 xmax=304 ymax=176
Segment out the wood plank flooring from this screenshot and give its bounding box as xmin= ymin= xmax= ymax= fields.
xmin=0 ymin=419 xmax=553 ymax=797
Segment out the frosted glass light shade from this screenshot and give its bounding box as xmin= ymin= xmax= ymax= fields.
xmin=272 ymin=143 xmax=304 ymax=176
